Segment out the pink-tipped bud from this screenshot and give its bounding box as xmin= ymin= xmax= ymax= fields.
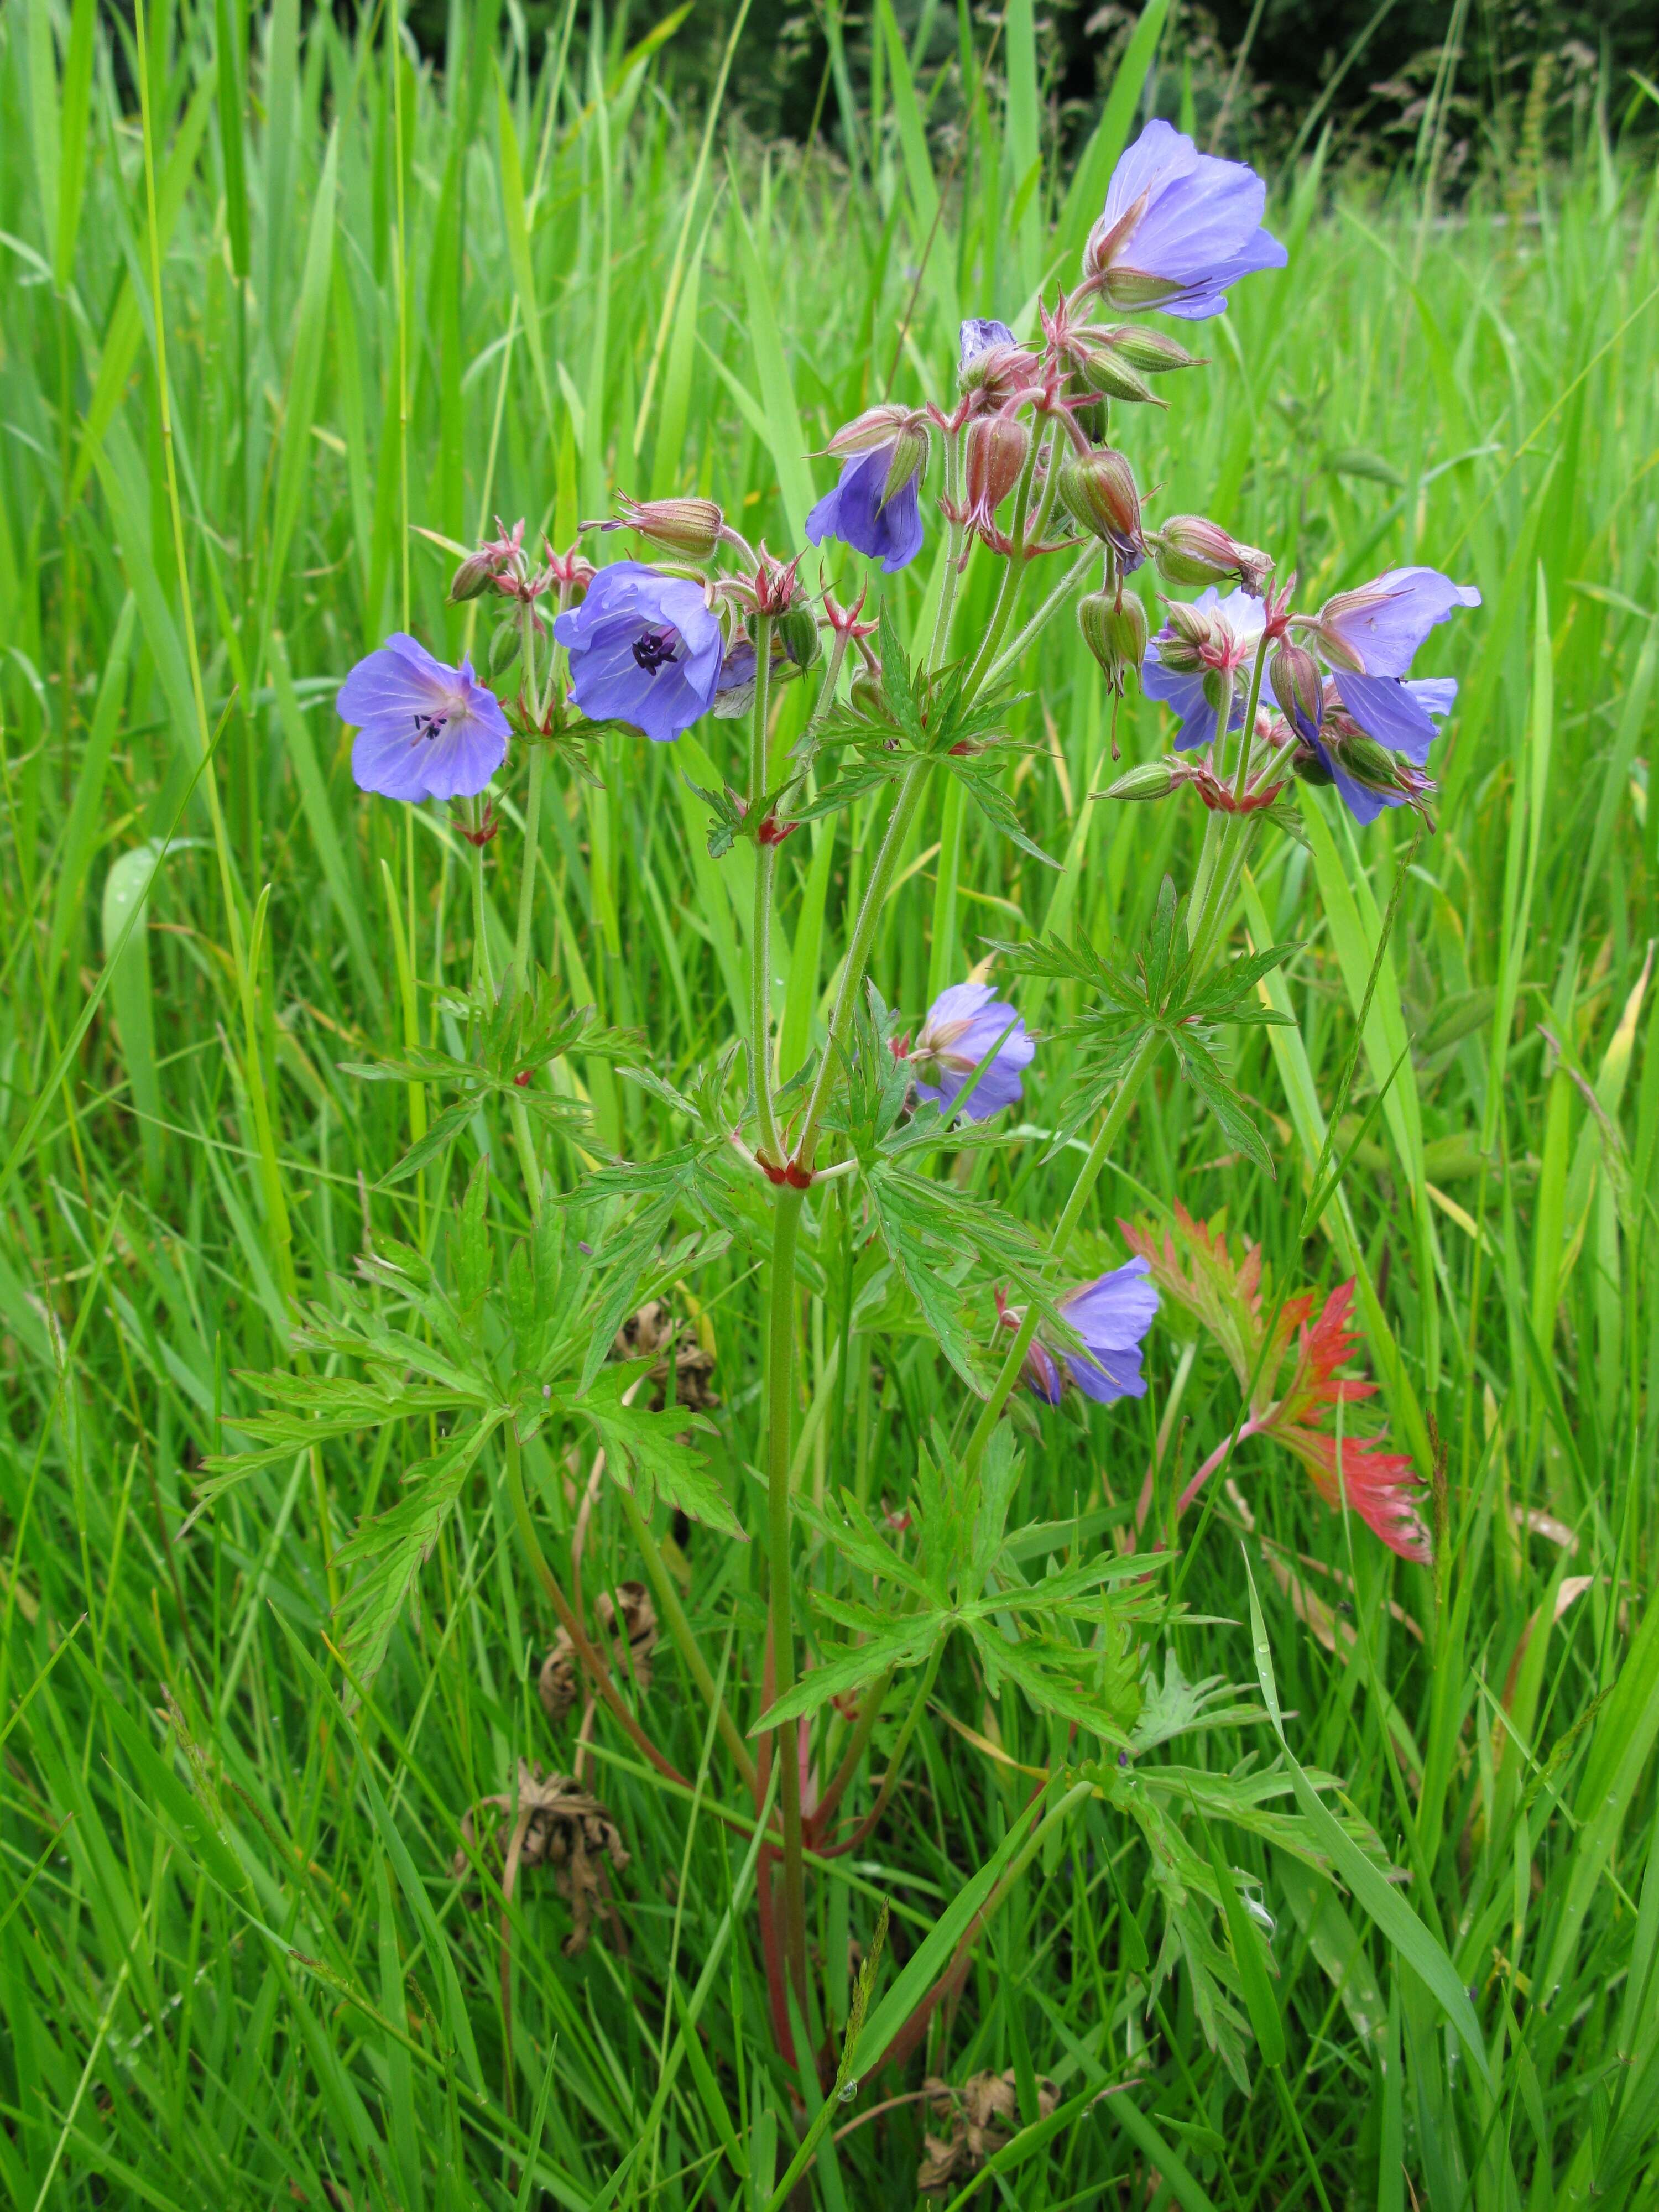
xmin=824 ymin=404 xmax=915 ymax=457
xmin=1153 ymin=517 xmax=1272 ymax=596
xmin=964 ymin=415 xmax=1031 ymax=518
xmin=598 ymin=494 xmax=724 ymax=560
xmin=1078 ymin=591 xmax=1149 ymax=693
xmin=1058 ymin=448 xmax=1145 ymax=564
xmin=1100 ymin=757 xmax=1176 ymax=802
xmin=1270 ymin=641 xmax=1324 ymax=740
xmin=1157 ymin=601 xmax=1224 ymax=674
xmin=449 ymin=546 xmax=505 ymax=603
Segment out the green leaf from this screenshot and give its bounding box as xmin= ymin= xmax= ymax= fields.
xmin=575 ymin=1363 xmax=741 ymax=1538
xmin=332 ymin=1416 xmax=505 ymax=1692
xmin=1199 ymin=1814 xmax=1286 ymax=2070
xmin=1174 ymin=1032 xmax=1277 ymax=1177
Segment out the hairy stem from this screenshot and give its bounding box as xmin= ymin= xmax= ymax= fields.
xmin=763 ymin=1185 xmax=809 ymax=2009
xmin=750 ymin=614 xmax=780 ymax=1161
xmin=961 ymin=1029 xmax=1161 ymax=1482
xmin=979 ymin=543 xmax=1098 ymax=693
xmin=791 ymin=755 xmax=933 ymax=1168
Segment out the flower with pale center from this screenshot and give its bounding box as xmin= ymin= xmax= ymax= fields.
xmin=337 ymin=634 xmax=510 ymax=802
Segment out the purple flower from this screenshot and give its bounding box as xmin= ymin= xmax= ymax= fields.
xmin=904 ymin=982 xmax=1034 ymax=1121
xmin=959 ymin=317 xmax=1016 ymax=372
xmin=1083 ymin=121 xmax=1286 ymax=320
xmin=1011 ymin=1258 xmax=1160 ymax=1405
xmin=806 ymin=445 xmax=926 ymax=575
xmin=552 ymin=560 xmax=724 ymax=744
xmin=1142 ymin=586 xmax=1266 ymax=751
xmin=1306 ymin=681 xmax=1458 ymax=826
xmin=1304 ymin=567 xmax=1480 ymax=822
xmin=337 ymin=634 xmax=510 ymax=802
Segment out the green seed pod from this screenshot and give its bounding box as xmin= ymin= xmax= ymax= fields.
xmin=1077 ymin=590 xmax=1150 ymax=692
xmin=1100 ymin=758 xmax=1177 ymax=802
xmin=776 ymin=604 xmax=822 ymax=670
xmin=487 ymin=617 xmax=522 ymax=688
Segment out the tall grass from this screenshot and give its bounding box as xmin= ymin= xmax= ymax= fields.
xmin=2 ymin=3 xmax=1658 ymax=2206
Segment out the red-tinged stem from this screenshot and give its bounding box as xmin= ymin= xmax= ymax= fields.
xmin=809 ymin=1668 xmax=894 ymax=1838
xmin=1172 ymin=1415 xmax=1266 ymax=1523
xmin=814 ymin=1641 xmax=942 ymax=1858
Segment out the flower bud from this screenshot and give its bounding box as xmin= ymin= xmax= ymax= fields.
xmin=776 ymin=604 xmax=821 ymax=670
xmin=1063 ymin=328 xmax=1163 ymax=407
xmin=1329 ymin=731 xmax=1408 ymax=792
xmin=1070 ymin=397 xmax=1108 ymax=446
xmin=849 ymin=666 xmax=884 ymax=719
xmin=1058 ymin=448 xmax=1145 ymax=566
xmin=604 ymin=495 xmax=724 ymax=561
xmin=448 ymin=546 xmax=504 ymax=603
xmin=964 ymin=414 xmax=1030 ymax=517
xmin=1157 ymin=600 xmax=1223 ymax=674
xmin=825 ymin=404 xmax=915 ymax=457
xmin=879 ymin=420 xmax=931 ymax=508
xmin=958 ymin=320 xmax=1040 ymax=405
xmin=486 ymin=617 xmax=522 ymax=688
xmin=1093 ymin=325 xmax=1201 ymax=376
xmin=1100 ymin=758 xmax=1176 ymax=802
xmin=1202 ymin=666 xmax=1235 ymax=719
xmin=1269 ymin=641 xmax=1324 ymax=740
xmin=1078 ymin=591 xmax=1149 ymax=692
xmin=1152 ymin=517 xmax=1272 ymax=596
xmin=1292 ymin=745 xmax=1335 ymax=787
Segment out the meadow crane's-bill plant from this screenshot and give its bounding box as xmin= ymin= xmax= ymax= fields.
xmin=216 ymin=117 xmax=1480 ymax=2091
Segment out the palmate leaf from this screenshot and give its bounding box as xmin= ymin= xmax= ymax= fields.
xmin=1173 ymin=1030 xmax=1277 ymax=1177
xmin=572 ymin=1360 xmax=740 ymax=1538
xmin=757 ymin=1618 xmax=946 ymax=1730
xmin=944 ymin=749 xmax=1061 ymax=869
xmin=1131 ymin=1649 xmax=1267 ymax=1751
xmin=968 ymin=1616 xmax=1142 ymax=1745
xmin=331 ymin=1412 xmax=505 ymax=1697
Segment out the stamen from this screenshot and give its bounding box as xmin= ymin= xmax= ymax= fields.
xmin=410 ymin=710 xmax=449 ymax=743
xmin=630 ymin=627 xmax=679 ymax=676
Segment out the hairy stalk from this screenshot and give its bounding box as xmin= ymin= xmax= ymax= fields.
xmin=927 ymin=426 xmax=966 ymax=670
xmin=961 ymin=1029 xmax=1161 ymax=1481
xmin=979 ymin=542 xmax=1098 ymax=692
xmin=961 ymin=417 xmax=1056 ymax=696
xmin=790 ymin=756 xmax=933 ymax=1168
xmin=763 ymin=1185 xmax=808 ymax=2007
xmin=749 ymin=615 xmax=781 ymax=1161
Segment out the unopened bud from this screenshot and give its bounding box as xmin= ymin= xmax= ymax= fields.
xmin=486 ymin=617 xmax=522 ymax=688
xmin=1078 ymin=591 xmax=1149 ymax=692
xmin=1070 ymin=397 xmax=1108 ymax=446
xmin=1157 ymin=601 xmax=1222 ymax=674
xmin=1202 ymin=666 xmax=1235 ymax=719
xmin=1270 ymin=641 xmax=1324 ymax=740
xmin=1100 ymin=758 xmax=1176 ymax=802
xmin=1153 ymin=516 xmax=1272 ymax=596
xmin=1330 ymin=731 xmax=1406 ymax=791
xmin=879 ymin=421 xmax=931 ymax=508
xmin=776 ymin=604 xmax=821 ymax=670
xmin=603 ymin=495 xmax=724 ymax=560
xmin=1292 ymin=745 xmax=1335 ymax=787
xmin=958 ymin=319 xmax=1039 ymax=404
xmin=1065 ymin=329 xmax=1163 ymax=408
xmin=1093 ymin=324 xmax=1201 ymax=376
xmin=1058 ymin=448 xmax=1145 ymax=566
xmin=449 ymin=546 xmax=503 ymax=603
xmin=825 ymin=404 xmax=915 ymax=457
xmin=965 ymin=414 xmax=1030 ymax=517
xmin=849 ymin=666 xmax=884 ymax=719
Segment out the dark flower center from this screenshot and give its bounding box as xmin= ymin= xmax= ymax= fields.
xmin=631 ymin=626 xmax=680 ymax=676
xmin=411 ymin=710 xmax=450 ymax=743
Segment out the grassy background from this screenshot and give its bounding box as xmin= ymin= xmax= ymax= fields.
xmin=2 ymin=2 xmax=1659 ymax=2206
